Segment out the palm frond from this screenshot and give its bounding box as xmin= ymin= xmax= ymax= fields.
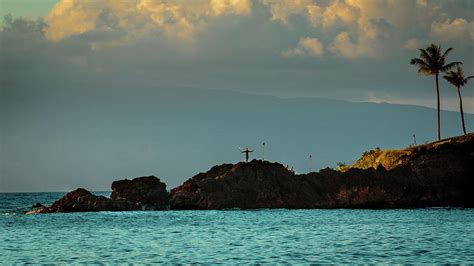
xmin=419 ymin=48 xmax=432 ymax=63
xmin=443 ymin=72 xmax=461 ymax=87
xmin=441 ymin=61 xmax=462 ymax=72
xmin=418 ymin=67 xmax=434 ymax=75
xmin=464 ymin=76 xmax=474 ymax=83
xmin=426 ymin=44 xmax=441 ymax=61
xmin=441 ymin=47 xmax=453 ymax=60
xmin=410 ymin=44 xmax=458 ymax=76
xmin=410 ymin=58 xmax=427 ymax=66
xmin=410 ymin=58 xmax=434 ymax=75
xmin=443 ymin=66 xmax=473 ymax=87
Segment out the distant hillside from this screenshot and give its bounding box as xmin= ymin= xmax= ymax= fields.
xmin=1 ymin=85 xmax=473 ymax=192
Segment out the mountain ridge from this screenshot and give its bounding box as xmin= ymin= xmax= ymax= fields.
xmin=2 ymin=86 xmax=473 ymax=192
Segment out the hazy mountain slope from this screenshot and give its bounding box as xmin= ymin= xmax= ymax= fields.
xmin=1 ymin=84 xmax=473 ymax=192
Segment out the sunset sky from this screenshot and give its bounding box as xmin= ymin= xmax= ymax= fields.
xmin=1 ymin=0 xmax=473 ymax=112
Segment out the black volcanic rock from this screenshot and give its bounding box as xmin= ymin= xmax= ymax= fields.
xmin=32 ymin=202 xmax=44 ymax=208
xmin=26 ymin=176 xmax=169 ymax=214
xmin=111 ymin=176 xmax=169 ymax=210
xmin=27 ymin=188 xmax=139 ymax=213
xmin=170 ymin=161 xmax=308 ymax=209
xmin=170 ymin=134 xmax=474 ymax=209
xmin=27 ymin=133 xmax=474 ymax=213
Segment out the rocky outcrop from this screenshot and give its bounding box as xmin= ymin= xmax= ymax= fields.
xmin=111 ymin=176 xmax=169 ymax=210
xmin=27 ymin=176 xmax=168 ymax=213
xmin=170 ymin=161 xmax=306 ymax=209
xmin=27 ymin=134 xmax=474 ymax=213
xmin=32 ymin=202 xmax=44 ymax=208
xmin=170 ymin=133 xmax=474 ymax=209
xmin=26 ymin=188 xmax=139 ymax=214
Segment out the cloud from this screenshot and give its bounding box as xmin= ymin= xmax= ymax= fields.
xmin=322 ymin=0 xmax=359 ymax=28
xmin=416 ymin=0 xmax=427 ymax=8
xmin=39 ymin=0 xmax=474 ymax=62
xmin=46 ymin=0 xmax=104 ymax=42
xmin=282 ymin=37 xmax=323 ymax=57
xmin=314 ymin=0 xmax=408 ymax=58
xmin=431 ymin=18 xmax=474 ymax=41
xmin=3 ymin=1 xmax=474 ymax=75
xmin=404 ymin=38 xmax=424 ymax=50
xmin=210 ymin=0 xmax=252 ymax=16
xmin=261 ymin=0 xmax=396 ymax=59
xmin=306 ymin=4 xmax=323 ymax=26
xmin=329 ymin=31 xmax=379 ymax=59
xmin=2 ymin=4 xmax=474 ymax=117
xmin=260 ymin=0 xmax=318 ymax=24
xmin=0 ymin=15 xmax=51 ymax=70
xmin=260 ymin=0 xmax=472 ymax=59
xmin=45 ymin=0 xmax=252 ymax=42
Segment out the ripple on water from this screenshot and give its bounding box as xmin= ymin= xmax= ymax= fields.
xmin=1 ymin=193 xmax=474 ymax=263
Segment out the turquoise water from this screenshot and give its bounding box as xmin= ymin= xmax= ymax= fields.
xmin=1 ymin=193 xmax=473 ymax=263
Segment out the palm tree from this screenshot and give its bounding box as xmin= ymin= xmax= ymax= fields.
xmin=410 ymin=44 xmax=462 ymax=140
xmin=443 ymin=66 xmax=473 ymax=135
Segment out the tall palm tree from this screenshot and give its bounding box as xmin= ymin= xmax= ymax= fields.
xmin=443 ymin=66 xmax=473 ymax=135
xmin=410 ymin=44 xmax=462 ymax=140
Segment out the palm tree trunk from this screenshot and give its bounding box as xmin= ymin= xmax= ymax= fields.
xmin=435 ymin=74 xmax=441 ymax=140
xmin=457 ymin=86 xmax=467 ymax=135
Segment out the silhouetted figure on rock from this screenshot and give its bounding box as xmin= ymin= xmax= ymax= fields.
xmin=240 ymin=148 xmax=254 ymax=162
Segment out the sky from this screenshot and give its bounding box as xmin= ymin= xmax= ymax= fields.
xmin=1 ymin=0 xmax=474 ymax=192
xmin=1 ymin=0 xmax=473 ymax=112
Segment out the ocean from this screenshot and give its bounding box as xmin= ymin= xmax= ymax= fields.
xmin=1 ymin=192 xmax=473 ymax=263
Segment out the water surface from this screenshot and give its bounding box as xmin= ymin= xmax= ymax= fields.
xmin=1 ymin=192 xmax=473 ymax=263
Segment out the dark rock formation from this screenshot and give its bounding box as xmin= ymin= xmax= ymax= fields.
xmin=170 ymin=133 xmax=474 ymax=209
xmin=170 ymin=161 xmax=304 ymax=209
xmin=25 ymin=202 xmax=47 ymax=214
xmin=32 ymin=202 xmax=44 ymax=208
xmin=111 ymin=176 xmax=169 ymax=210
xmin=27 ymin=176 xmax=168 ymax=213
xmin=27 ymin=188 xmax=139 ymax=213
xmin=27 ymin=133 xmax=474 ymax=213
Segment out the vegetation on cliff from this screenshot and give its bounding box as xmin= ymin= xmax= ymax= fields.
xmin=350 ymin=133 xmax=473 ymax=171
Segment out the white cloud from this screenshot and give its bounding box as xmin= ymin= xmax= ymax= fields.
xmin=282 ymin=37 xmax=323 ymax=57
xmin=403 ymin=38 xmax=424 ymax=50
xmin=263 ymin=0 xmax=474 ymax=59
xmin=260 ymin=0 xmax=315 ymax=24
xmin=431 ymin=18 xmax=474 ymax=41
xmin=20 ymin=0 xmax=474 ymax=62
xmin=210 ymin=0 xmax=252 ymax=16
xmin=416 ymin=0 xmax=427 ymax=8
xmin=329 ymin=31 xmax=377 ymax=59
xmin=322 ymin=0 xmax=359 ymax=28
xmin=306 ymin=4 xmax=322 ymax=26
xmin=45 ymin=0 xmax=252 ymax=42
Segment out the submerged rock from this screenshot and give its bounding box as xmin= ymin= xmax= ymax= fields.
xmin=111 ymin=176 xmax=169 ymax=210
xmin=25 ymin=202 xmax=46 ymax=214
